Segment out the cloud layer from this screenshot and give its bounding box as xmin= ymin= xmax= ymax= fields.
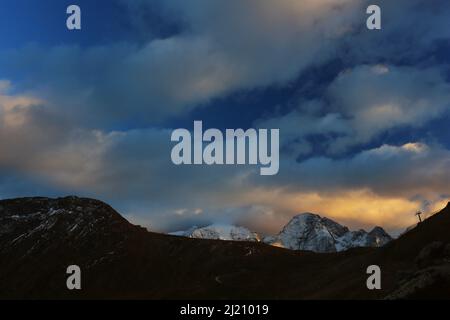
xmin=0 ymin=0 xmax=449 ymax=235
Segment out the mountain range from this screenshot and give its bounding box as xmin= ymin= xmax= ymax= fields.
xmin=171 ymin=213 xmax=392 ymax=253
xmin=170 ymin=224 xmax=260 ymax=242
xmin=1 ymin=196 xmax=449 ymax=299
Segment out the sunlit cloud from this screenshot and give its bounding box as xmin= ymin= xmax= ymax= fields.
xmin=0 ymin=0 xmax=449 ymax=236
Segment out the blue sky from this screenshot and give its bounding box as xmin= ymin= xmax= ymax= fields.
xmin=0 ymin=0 xmax=449 ymax=234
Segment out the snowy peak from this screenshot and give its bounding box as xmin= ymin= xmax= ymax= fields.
xmin=264 ymin=213 xmax=345 ymax=252
xmin=169 ymin=213 xmax=392 ymax=252
xmin=264 ymin=213 xmax=392 ymax=253
xmin=170 ymin=224 xmax=260 ymax=242
xmin=168 ymin=213 xmax=392 ymax=252
xmin=368 ymin=226 xmax=392 ymax=246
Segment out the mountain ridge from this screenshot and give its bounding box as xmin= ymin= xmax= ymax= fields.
xmin=170 ymin=224 xmax=260 ymax=242
xmin=0 ymin=196 xmax=449 ymax=299
xmin=171 ymin=212 xmax=392 ymax=253
xmin=264 ymin=212 xmax=392 ymax=252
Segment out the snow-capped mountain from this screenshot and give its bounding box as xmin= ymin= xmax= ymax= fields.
xmin=169 ymin=224 xmax=260 ymax=242
xmin=263 ymin=213 xmax=392 ymax=253
xmin=168 ymin=213 xmax=392 ymax=252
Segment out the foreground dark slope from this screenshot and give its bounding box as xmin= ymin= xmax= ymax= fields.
xmin=0 ymin=197 xmax=449 ymax=299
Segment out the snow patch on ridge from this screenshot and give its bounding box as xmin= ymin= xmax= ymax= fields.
xmin=170 ymin=224 xmax=260 ymax=242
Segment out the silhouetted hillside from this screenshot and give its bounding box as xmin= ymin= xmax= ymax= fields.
xmin=0 ymin=197 xmax=449 ymax=299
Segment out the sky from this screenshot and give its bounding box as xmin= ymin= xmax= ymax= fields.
xmin=0 ymin=0 xmax=449 ymax=235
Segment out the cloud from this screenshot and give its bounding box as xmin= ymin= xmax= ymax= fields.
xmin=0 ymin=0 xmax=450 ymax=236
xmin=1 ymin=42 xmax=235 ymax=125
xmin=2 ymin=0 xmax=450 ymax=130
xmin=0 ymin=81 xmax=448 ymax=235
xmin=327 ymin=65 xmax=450 ymax=152
xmin=257 ymin=65 xmax=450 ymax=156
xmin=214 ymin=142 xmax=450 ymax=234
xmin=0 ymin=83 xmax=119 ymax=190
xmin=269 ymin=142 xmax=450 ymax=198
xmin=344 ymin=0 xmax=450 ymax=63
xmin=235 ymin=188 xmax=423 ymax=234
xmin=0 ymin=0 xmax=366 ymax=127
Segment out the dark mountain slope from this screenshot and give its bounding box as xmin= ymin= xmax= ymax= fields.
xmin=0 ymin=197 xmax=449 ymax=299
xmin=384 ymin=202 xmax=450 ymax=259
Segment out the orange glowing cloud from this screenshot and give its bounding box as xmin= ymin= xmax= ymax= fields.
xmin=0 ymin=81 xmax=43 ymax=127
xmin=235 ymin=188 xmax=441 ymax=234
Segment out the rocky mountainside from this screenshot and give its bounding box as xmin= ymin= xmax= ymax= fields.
xmin=170 ymin=224 xmax=259 ymax=241
xmin=0 ymin=197 xmax=136 ymax=266
xmin=263 ymin=213 xmax=391 ymax=252
xmin=0 ymin=196 xmax=449 ymax=299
